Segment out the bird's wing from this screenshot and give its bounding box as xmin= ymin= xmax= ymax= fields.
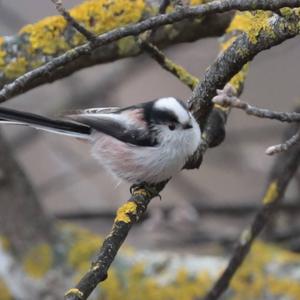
xmin=65 ymin=107 xmax=157 ymax=147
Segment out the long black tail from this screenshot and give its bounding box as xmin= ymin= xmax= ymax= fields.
xmin=0 ymin=107 xmax=91 ymax=138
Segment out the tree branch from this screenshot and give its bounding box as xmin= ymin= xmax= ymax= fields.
xmin=188 ymin=11 xmax=300 ymax=125
xmin=203 ymin=121 xmax=300 ymax=300
xmin=1 ymin=3 xmax=298 ymax=299
xmin=266 ymin=128 xmax=300 ymax=155
xmin=64 ymin=182 xmax=167 ymax=300
xmin=212 ymin=81 xmax=300 ymax=156
xmin=1 ymin=0 xmax=299 ymax=101
xmin=50 ymin=0 xmax=96 ymax=41
xmin=213 ymin=91 xmax=300 ymax=123
xmin=138 ymin=39 xmax=199 ymax=90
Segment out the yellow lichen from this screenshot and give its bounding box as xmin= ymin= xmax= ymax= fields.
xmin=0 ymin=280 xmax=12 ymax=300
xmin=268 ymin=277 xmax=300 ymax=299
xmin=29 ymin=59 xmax=44 ymax=70
xmin=67 ymin=226 xmax=101 ymax=273
xmin=165 ymin=58 xmax=199 ymax=89
xmin=0 ymin=37 xmax=5 ymax=68
xmin=0 ymin=236 xmax=10 ymax=252
xmin=21 ymin=16 xmax=68 ymax=55
xmin=101 ymin=269 xmax=124 ymax=300
xmin=100 ymin=241 xmax=300 ymax=300
xmin=65 ymin=288 xmax=84 ymax=299
xmin=239 ymin=228 xmax=252 ymax=246
xmin=262 ymin=181 xmax=278 ymax=205
xmin=229 ymin=63 xmax=249 ymax=93
xmin=117 ymin=36 xmax=139 ymax=56
xmin=115 ymin=201 xmax=137 ymax=223
xmin=220 ymin=36 xmax=237 ymax=52
xmin=226 ymin=11 xmax=274 ymax=44
xmin=101 ymin=261 xmax=214 ymax=300
xmin=22 ymin=243 xmax=53 ymax=279
xmin=20 ymin=0 xmax=145 ymax=55
xmin=189 ymin=0 xmax=205 ymax=6
xmin=214 ymin=104 xmax=229 ymax=112
xmin=3 ymin=57 xmax=28 ymax=79
xmin=231 ymin=241 xmax=300 ymax=300
xmin=220 ymin=11 xmax=262 ymax=93
xmin=280 ymin=7 xmax=300 ymax=18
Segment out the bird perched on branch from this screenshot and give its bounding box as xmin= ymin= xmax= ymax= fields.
xmin=0 ymin=97 xmax=201 ymax=183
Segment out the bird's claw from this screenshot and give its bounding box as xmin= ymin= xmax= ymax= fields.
xmin=130 ymin=182 xmax=162 ymax=200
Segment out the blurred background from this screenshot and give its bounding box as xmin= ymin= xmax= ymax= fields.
xmin=1 ymin=1 xmax=300 ymax=254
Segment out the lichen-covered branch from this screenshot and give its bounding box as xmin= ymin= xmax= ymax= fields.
xmin=64 ymin=182 xmax=167 ymax=300
xmin=188 ymin=10 xmax=300 ymax=125
xmin=0 ymin=0 xmax=230 ymax=89
xmin=203 ymin=120 xmax=300 ymax=300
xmin=137 ymin=0 xmax=199 ymax=90
xmin=50 ymin=0 xmax=96 ymax=41
xmin=138 ymin=40 xmax=199 ymax=90
xmin=1 ymin=2 xmax=300 ymax=299
xmin=1 ymin=0 xmax=299 ymax=101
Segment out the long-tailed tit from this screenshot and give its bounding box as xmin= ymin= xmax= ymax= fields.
xmin=0 ymin=97 xmax=201 ymax=183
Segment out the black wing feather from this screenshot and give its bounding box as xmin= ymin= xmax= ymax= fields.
xmin=70 ymin=115 xmax=157 ymax=146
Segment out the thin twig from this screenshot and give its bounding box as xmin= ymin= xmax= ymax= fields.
xmin=50 ymin=0 xmax=96 ymax=41
xmin=171 ymin=0 xmax=185 ymax=9
xmin=159 ymin=0 xmax=171 ymax=14
xmin=213 ymin=90 xmax=300 ymax=122
xmin=266 ymin=128 xmax=300 ymax=155
xmin=213 ymin=88 xmax=300 ymax=155
xmin=188 ymin=12 xmax=300 ymax=124
xmin=203 ymin=123 xmax=300 ymax=300
xmin=40 ymin=2 xmax=300 ymax=299
xmin=1 ymin=0 xmax=299 ymax=103
xmin=138 ymin=0 xmax=199 ymax=90
xmin=138 ymin=39 xmax=198 ymax=90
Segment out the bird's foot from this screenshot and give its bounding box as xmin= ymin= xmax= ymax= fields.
xmin=130 ymin=182 xmax=162 ymax=200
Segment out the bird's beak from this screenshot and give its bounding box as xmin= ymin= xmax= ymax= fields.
xmin=182 ymin=123 xmax=193 ymax=130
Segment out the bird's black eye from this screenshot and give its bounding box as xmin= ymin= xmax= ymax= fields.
xmin=168 ymin=124 xmax=176 ymax=131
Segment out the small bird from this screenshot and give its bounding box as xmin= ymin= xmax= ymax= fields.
xmin=0 ymin=97 xmax=201 ymax=183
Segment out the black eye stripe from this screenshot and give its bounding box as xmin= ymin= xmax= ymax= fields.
xmin=152 ymin=110 xmax=179 ymax=124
